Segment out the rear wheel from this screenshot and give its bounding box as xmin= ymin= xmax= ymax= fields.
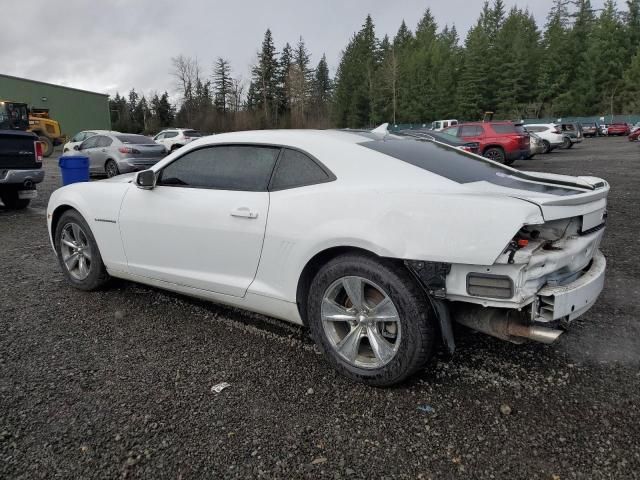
xmin=562 ymin=136 xmax=571 ymax=149
xmin=38 ymin=136 xmax=54 ymax=157
xmin=54 ymin=210 xmax=110 ymax=290
xmin=0 ymin=188 xmax=30 ymax=209
xmin=170 ymin=144 xmax=183 ymax=152
xmin=105 ymin=160 xmax=120 ymax=178
xmin=483 ymin=147 xmax=506 ymax=164
xmin=307 ymin=253 xmax=437 ymax=386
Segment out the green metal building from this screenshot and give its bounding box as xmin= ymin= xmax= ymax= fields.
xmin=0 ymin=73 xmax=110 ymax=138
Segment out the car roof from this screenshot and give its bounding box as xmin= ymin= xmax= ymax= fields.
xmin=455 ymin=121 xmax=516 ymax=126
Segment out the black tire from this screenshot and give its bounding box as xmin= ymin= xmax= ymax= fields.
xmin=105 ymin=160 xmax=120 ymax=178
xmin=38 ymin=136 xmax=54 ymax=157
xmin=170 ymin=144 xmax=183 ymax=152
xmin=483 ymin=147 xmax=507 ymax=164
xmin=561 ymin=136 xmax=571 ymax=149
xmin=54 ymin=210 xmax=110 ymax=290
xmin=0 ymin=188 xmax=30 ymax=209
xmin=542 ymin=140 xmax=551 ymax=154
xmin=307 ymin=253 xmax=437 ymax=387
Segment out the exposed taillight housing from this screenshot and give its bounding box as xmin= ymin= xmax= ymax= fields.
xmin=466 ymin=273 xmax=514 ymax=299
xmin=118 ymin=146 xmax=140 ymax=154
xmin=34 ymin=141 xmax=43 ymax=163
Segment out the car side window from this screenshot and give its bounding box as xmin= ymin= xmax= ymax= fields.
xmin=81 ymin=136 xmax=99 ymax=149
xmin=460 ymin=125 xmax=479 ymax=137
xmin=158 ymin=145 xmax=280 ymax=191
xmin=165 ymin=131 xmax=178 ymax=138
xmin=97 ymin=136 xmax=112 ymax=147
xmin=270 ymin=148 xmax=331 ymax=190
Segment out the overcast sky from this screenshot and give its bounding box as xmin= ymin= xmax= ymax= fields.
xmin=2 ymin=0 xmax=606 ymax=100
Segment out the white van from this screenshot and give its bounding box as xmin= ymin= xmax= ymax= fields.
xmin=431 ymin=119 xmax=458 ymax=131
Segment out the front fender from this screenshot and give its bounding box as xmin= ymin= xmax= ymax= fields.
xmin=47 ymin=181 xmax=131 ymax=272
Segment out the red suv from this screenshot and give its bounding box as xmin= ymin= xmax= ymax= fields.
xmin=443 ymin=122 xmax=530 ymax=165
xmin=607 ymin=123 xmax=631 ymax=136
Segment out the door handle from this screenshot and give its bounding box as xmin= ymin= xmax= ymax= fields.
xmin=230 ymin=207 xmax=258 ymax=219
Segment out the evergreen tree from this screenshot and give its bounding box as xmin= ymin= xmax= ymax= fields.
xmin=332 ymin=15 xmax=378 ymax=127
xmin=312 ymin=54 xmax=332 ymax=105
xmin=213 ymin=58 xmax=233 ymax=113
xmin=494 ymin=8 xmax=542 ymax=117
xmin=456 ymin=21 xmax=490 ymax=119
xmin=290 ymin=36 xmax=314 ymax=123
xmin=250 ymin=29 xmax=279 ymax=125
xmin=276 ymin=42 xmax=293 ymax=118
xmin=538 ymin=0 xmax=572 ymax=116
xmin=585 ymin=0 xmax=627 ymax=115
xmin=627 ymin=0 xmax=640 ymax=46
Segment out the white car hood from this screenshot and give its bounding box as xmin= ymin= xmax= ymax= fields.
xmin=99 ymin=173 xmax=137 ymax=183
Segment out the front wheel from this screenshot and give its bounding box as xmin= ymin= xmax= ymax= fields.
xmin=542 ymin=140 xmax=551 ymax=154
xmin=54 ymin=210 xmax=110 ymax=290
xmin=307 ymin=254 xmax=437 ymax=386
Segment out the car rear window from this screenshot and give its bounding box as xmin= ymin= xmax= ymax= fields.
xmin=184 ymin=130 xmax=202 ymax=137
xmin=360 ymin=138 xmax=582 ymax=196
xmin=116 ymin=135 xmax=154 ymax=144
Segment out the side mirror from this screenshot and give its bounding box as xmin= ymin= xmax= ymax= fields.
xmin=74 ymin=145 xmax=80 ymax=151
xmin=135 ymin=169 xmax=156 ymax=190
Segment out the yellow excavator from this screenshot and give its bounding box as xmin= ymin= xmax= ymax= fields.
xmin=1 ymin=100 xmax=64 ymax=157
xmin=27 ymin=108 xmax=66 ymax=157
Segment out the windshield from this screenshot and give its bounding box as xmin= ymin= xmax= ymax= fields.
xmin=359 ymin=137 xmax=584 ymax=196
xmin=116 ymin=134 xmax=155 ymax=144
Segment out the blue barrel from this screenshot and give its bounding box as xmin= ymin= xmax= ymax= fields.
xmin=58 ymin=156 xmax=90 ymax=186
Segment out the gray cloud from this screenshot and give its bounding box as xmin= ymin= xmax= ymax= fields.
xmin=1 ymin=0 xmax=605 ymax=100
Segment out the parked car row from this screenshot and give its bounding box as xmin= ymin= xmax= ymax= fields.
xmin=61 ymin=128 xmax=205 ymax=177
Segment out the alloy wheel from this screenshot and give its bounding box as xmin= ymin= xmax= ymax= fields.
xmin=321 ymin=276 xmax=401 ymax=369
xmin=106 ymin=161 xmax=119 ymax=178
xmin=59 ymin=222 xmax=92 ymax=280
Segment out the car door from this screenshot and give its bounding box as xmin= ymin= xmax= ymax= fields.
xmin=92 ymin=136 xmax=113 ymax=172
xmin=154 ymin=132 xmax=165 ymax=146
xmin=78 ymin=135 xmax=100 ymax=172
xmin=118 ymin=144 xmax=280 ymax=297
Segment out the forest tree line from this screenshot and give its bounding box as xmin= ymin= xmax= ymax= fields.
xmin=110 ymin=0 xmax=640 ymax=134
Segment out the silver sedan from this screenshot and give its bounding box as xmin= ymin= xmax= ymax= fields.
xmin=74 ymin=133 xmax=167 ymax=177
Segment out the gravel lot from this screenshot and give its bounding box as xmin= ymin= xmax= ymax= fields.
xmin=1 ymin=137 xmax=639 ymax=479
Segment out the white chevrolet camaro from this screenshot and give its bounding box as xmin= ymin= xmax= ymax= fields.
xmin=47 ymin=128 xmax=608 ymax=386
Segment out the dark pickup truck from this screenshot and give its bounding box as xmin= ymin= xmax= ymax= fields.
xmin=0 ymin=130 xmax=44 ymax=209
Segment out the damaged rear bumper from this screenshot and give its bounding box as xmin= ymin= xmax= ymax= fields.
xmin=532 ymin=250 xmax=606 ymax=323
xmin=448 ymin=250 xmax=606 ymax=344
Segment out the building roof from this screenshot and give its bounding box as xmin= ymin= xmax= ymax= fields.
xmin=0 ymin=74 xmax=109 ymax=97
